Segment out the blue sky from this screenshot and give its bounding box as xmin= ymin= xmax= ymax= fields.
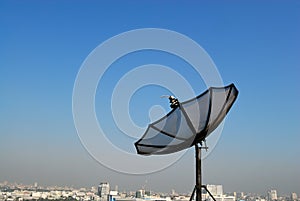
xmin=1 ymin=1 xmax=300 ymax=195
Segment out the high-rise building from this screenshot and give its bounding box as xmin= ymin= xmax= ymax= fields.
xmin=205 ymin=185 xmax=234 ymax=201
xmin=34 ymin=182 xmax=38 ymax=191
xmin=98 ymin=182 xmax=110 ymax=201
xmin=206 ymin=184 xmax=223 ymax=196
xmin=136 ymin=189 xmax=145 ymax=198
xmin=268 ymin=189 xmax=277 ymax=201
xmin=291 ymin=193 xmax=297 ymax=201
xmin=241 ymin=192 xmax=244 ymax=198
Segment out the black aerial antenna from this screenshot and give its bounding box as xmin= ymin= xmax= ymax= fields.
xmin=135 ymin=84 xmax=239 ymax=201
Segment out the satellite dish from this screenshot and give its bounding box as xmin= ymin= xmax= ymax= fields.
xmin=134 ymin=83 xmax=239 ymax=201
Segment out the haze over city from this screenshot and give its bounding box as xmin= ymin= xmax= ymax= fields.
xmin=1 ymin=1 xmax=299 ymax=196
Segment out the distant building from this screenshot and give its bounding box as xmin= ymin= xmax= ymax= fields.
xmin=205 ymin=185 xmax=234 ymax=201
xmin=98 ymin=182 xmax=110 ymax=201
xmin=136 ymin=189 xmax=145 ymax=198
xmin=233 ymin=192 xmax=237 ymax=199
xmin=291 ymin=193 xmax=297 ymax=201
xmin=268 ymin=190 xmax=277 ymax=201
xmin=206 ymin=185 xmax=223 ymax=196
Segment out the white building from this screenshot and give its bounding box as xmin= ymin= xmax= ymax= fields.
xmin=268 ymin=190 xmax=277 ymax=201
xmin=206 ymin=185 xmax=223 ymax=196
xmin=291 ymin=193 xmax=298 ymax=201
xmin=98 ymin=182 xmax=110 ymax=201
xmin=205 ymin=185 xmax=234 ymax=201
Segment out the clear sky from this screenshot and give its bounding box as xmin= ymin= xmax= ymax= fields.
xmin=1 ymin=1 xmax=299 ymax=196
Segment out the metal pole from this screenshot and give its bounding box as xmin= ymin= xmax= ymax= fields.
xmin=195 ymin=144 xmax=201 ymax=201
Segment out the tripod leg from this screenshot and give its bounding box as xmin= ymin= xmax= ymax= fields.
xmin=189 ymin=186 xmax=197 ymax=201
xmin=201 ymin=185 xmax=217 ymax=201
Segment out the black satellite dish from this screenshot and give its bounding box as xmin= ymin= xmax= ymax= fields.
xmin=135 ymin=83 xmax=238 ymax=201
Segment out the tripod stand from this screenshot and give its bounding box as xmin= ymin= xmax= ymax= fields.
xmin=189 ymin=144 xmax=217 ymax=201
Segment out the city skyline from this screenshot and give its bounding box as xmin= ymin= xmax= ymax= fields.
xmin=0 ymin=180 xmax=298 ymax=198
xmin=1 ymin=1 xmax=299 ymax=196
